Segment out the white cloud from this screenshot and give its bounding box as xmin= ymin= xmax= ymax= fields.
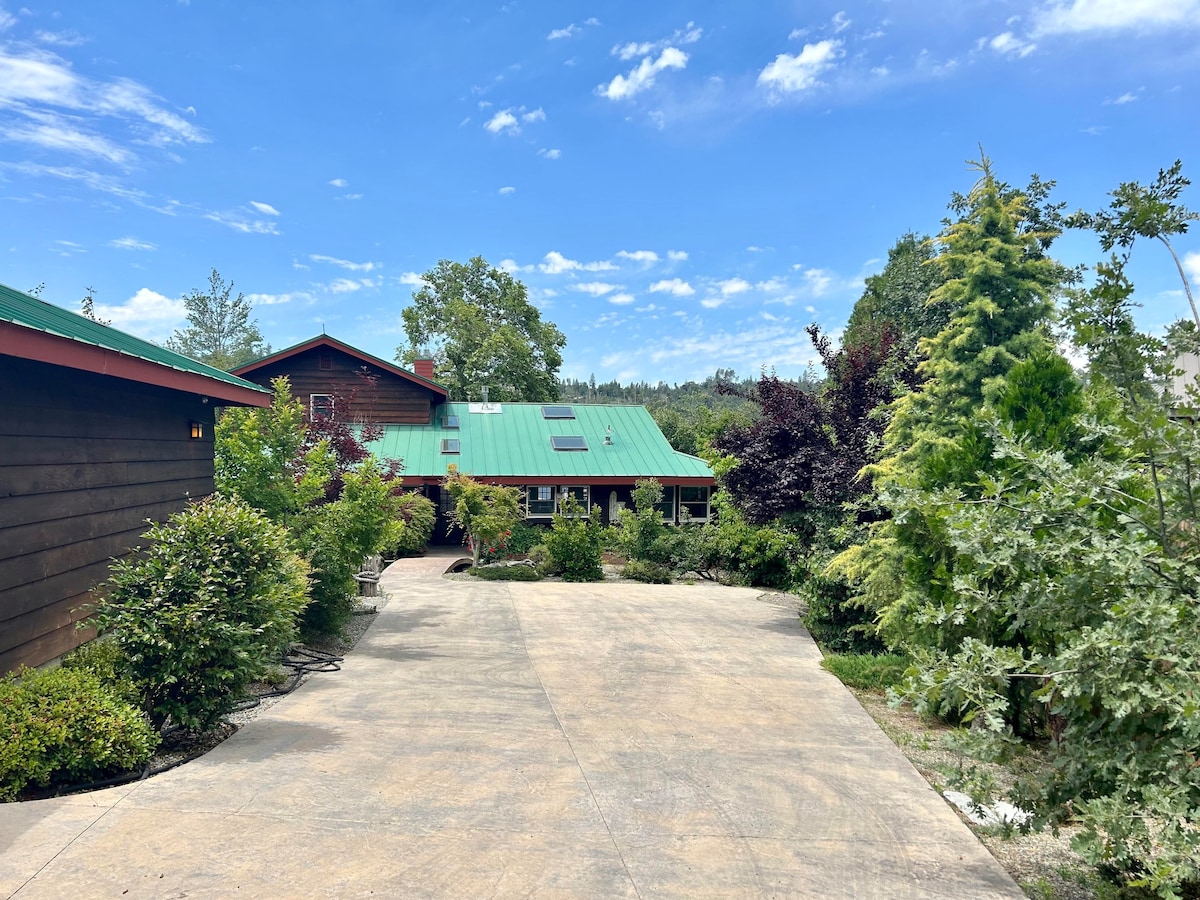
xmin=758 ymin=40 xmax=841 ymax=95
xmin=328 ymin=177 xmax=348 ymax=187
xmin=756 ymin=277 xmax=787 ymax=292
xmin=831 ymin=11 xmax=852 ymax=32
xmin=250 ymin=200 xmax=280 ymax=216
xmin=585 ymin=17 xmax=601 ymax=26
xmin=484 ymin=109 xmax=519 ymax=134
xmin=747 ymin=245 xmax=766 ymax=253
xmin=204 ymin=206 xmax=280 ymax=235
xmin=95 ymin=288 xmax=185 ymax=342
xmin=338 ymin=193 xmax=362 ymax=201
xmin=34 ymin=29 xmax=86 ymax=47
xmin=573 ymin=282 xmax=620 ymax=296
xmin=1185 ymin=251 xmax=1200 ymax=286
xmin=110 ymin=236 xmax=156 ymax=250
xmin=244 ymin=291 xmax=314 ymax=306
xmin=539 ymin=251 xmax=618 ymax=274
xmin=1034 ymin=0 xmax=1200 ymax=35
xmin=788 ymin=27 xmax=810 ymax=40
xmin=498 ymin=259 xmax=534 ymax=274
xmin=649 ymin=277 xmax=695 ymax=297
xmin=548 ymin=23 xmax=579 ymax=40
xmin=700 ymin=297 xmax=725 ymax=309
xmin=498 ymin=185 xmax=516 ymax=195
xmin=617 ymin=249 xmax=659 ymax=264
xmin=0 ymin=9 xmax=17 ymax=30
xmin=609 ymin=293 xmax=636 ymax=305
xmin=597 ymin=47 xmax=688 ymax=100
xmin=0 ymin=110 xmax=133 ymax=165
xmin=636 ymin=303 xmax=661 ymax=313
xmin=803 ymin=268 xmax=834 ymax=296
xmin=614 ymin=41 xmax=654 ymax=60
xmin=484 ymin=106 xmax=544 ymax=135
xmin=717 ymin=277 xmax=752 ymax=296
xmin=397 ymin=272 xmax=426 ymax=286
xmin=1112 ymin=91 xmax=1138 ymax=104
xmin=310 ymin=254 xmax=377 ymax=272
xmin=667 ymin=249 xmax=688 ymax=261
xmin=538 ymin=147 xmax=561 ymax=159
xmin=988 ymin=32 xmax=1037 ymax=57
xmin=327 ymin=278 xmax=377 ymax=293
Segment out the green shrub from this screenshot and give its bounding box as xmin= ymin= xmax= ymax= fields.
xmin=801 ymin=570 xmax=886 ymax=654
xmin=678 ymin=497 xmax=801 ymax=589
xmin=820 ymin=653 xmax=911 ymax=691
xmin=392 ymin=491 xmax=436 ymax=556
xmin=480 ymin=521 xmax=546 ymax=562
xmin=297 ymin=459 xmax=406 ymax=636
xmin=94 ymin=495 xmax=310 ymax=731
xmin=0 ymin=666 xmax=158 ymax=801
xmin=468 ymin=564 xmax=542 ymax=581
xmin=61 ymin=636 xmax=140 ymax=705
xmin=621 ymin=559 xmax=673 ymax=583
xmin=614 ymin=479 xmax=672 ymax=565
xmin=543 ymin=497 xmax=605 ymax=581
xmin=526 ymin=543 xmax=550 ymax=568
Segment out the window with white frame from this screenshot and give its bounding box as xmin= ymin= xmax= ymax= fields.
xmin=526 ymin=485 xmax=555 ymax=517
xmin=679 ymin=485 xmax=711 ymax=522
xmin=310 ymin=394 xmax=334 ymax=419
xmin=558 ymin=485 xmax=590 ymax=515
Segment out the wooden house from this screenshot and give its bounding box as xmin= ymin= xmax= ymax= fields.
xmin=231 ymin=335 xmax=448 ymax=424
xmin=0 ymin=283 xmax=270 ymax=673
xmin=234 ymin=335 xmax=716 ymax=543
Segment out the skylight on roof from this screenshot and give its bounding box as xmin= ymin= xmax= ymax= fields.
xmin=550 ymin=435 xmax=588 ymax=451
xmin=442 ymin=414 xmax=460 ymax=429
xmin=541 ymin=405 xmax=575 ymax=419
xmin=441 ymin=438 xmax=461 ymax=454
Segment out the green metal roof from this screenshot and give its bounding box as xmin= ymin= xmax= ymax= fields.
xmin=366 ymin=402 xmax=713 ymax=481
xmin=0 ymin=281 xmax=270 ymax=395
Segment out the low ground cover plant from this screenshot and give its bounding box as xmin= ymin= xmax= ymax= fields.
xmin=819 ymin=653 xmax=911 ymax=691
xmin=0 ymin=665 xmax=158 ymax=801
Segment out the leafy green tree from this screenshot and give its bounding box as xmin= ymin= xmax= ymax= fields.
xmin=1068 ymin=159 xmax=1198 ymax=326
xmin=167 ymin=269 xmax=269 ymax=370
xmin=443 ymin=467 xmax=523 ymax=566
xmin=843 ymin=232 xmax=948 ymax=349
xmin=398 ymin=256 xmax=566 ymax=401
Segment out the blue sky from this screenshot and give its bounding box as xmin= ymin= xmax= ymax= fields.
xmin=2 ymin=1 xmax=1198 ymax=385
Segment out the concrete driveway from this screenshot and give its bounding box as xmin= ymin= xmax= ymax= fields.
xmin=0 ymin=559 xmax=1022 ymax=899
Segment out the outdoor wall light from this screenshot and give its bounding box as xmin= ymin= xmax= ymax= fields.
xmin=190 ymin=421 xmax=204 ymax=439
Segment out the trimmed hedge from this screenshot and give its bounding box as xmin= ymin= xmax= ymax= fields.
xmin=468 ymin=564 xmax=542 ymax=581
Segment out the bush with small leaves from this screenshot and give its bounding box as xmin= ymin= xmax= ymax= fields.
xmin=468 ymin=564 xmax=542 ymax=581
xmin=621 ymin=559 xmax=673 ymax=584
xmin=93 ymin=495 xmax=310 ymax=731
xmin=391 ymin=491 xmax=437 ymax=556
xmin=0 ymin=666 xmax=158 ymax=801
xmin=543 ymin=496 xmax=605 ymax=581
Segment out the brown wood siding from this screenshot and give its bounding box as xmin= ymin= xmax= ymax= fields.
xmin=0 ymin=357 xmax=215 ymax=672
xmin=240 ymin=347 xmax=436 ymax=424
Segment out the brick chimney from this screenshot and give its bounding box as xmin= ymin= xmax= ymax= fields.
xmin=413 ymin=358 xmax=435 ymax=380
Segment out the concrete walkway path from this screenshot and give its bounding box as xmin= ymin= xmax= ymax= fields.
xmin=0 ymin=557 xmax=1022 ymax=899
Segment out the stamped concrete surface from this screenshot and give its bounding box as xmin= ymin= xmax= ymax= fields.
xmin=0 ymin=553 xmax=1022 ymax=899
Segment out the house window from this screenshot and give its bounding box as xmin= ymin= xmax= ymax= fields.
xmin=679 ymin=486 xmax=711 ymax=522
xmin=550 ymin=435 xmax=588 ymax=451
xmin=441 ymin=438 xmax=460 ymax=454
xmin=527 ymin=486 xmax=555 ymax=517
xmin=442 ymin=414 xmax=460 ymax=429
xmin=654 ymin=485 xmax=676 ymax=522
xmin=310 ymin=394 xmax=334 ymax=419
xmin=541 ymin=405 xmax=576 ymax=419
xmin=558 ymin=485 xmax=590 ymax=515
